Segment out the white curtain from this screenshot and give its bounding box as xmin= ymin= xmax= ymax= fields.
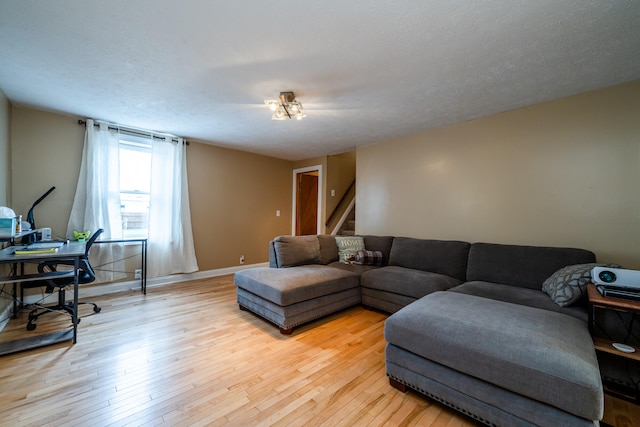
xmin=147 ymin=137 xmax=198 ymax=276
xmin=69 ymin=120 xmax=198 ymax=280
xmin=67 ymin=120 xmax=125 ymax=282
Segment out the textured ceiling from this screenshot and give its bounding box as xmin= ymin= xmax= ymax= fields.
xmin=1 ymin=1 xmax=639 ymax=160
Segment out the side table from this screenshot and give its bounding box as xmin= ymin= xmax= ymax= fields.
xmin=588 ymin=283 xmax=640 ymax=361
xmin=588 ymin=284 xmax=640 ymax=404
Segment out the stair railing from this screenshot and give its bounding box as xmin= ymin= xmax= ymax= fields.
xmin=325 ymin=179 xmax=356 ymax=228
xmin=330 ymin=198 xmax=355 ymax=235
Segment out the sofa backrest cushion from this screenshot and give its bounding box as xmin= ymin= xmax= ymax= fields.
xmin=389 ymin=237 xmax=470 ymax=280
xmin=466 ymin=243 xmax=596 ymax=290
xmin=317 ymin=235 xmax=339 ymax=264
xmin=363 ymin=235 xmax=394 ymax=266
xmin=272 ymin=235 xmax=321 ymax=267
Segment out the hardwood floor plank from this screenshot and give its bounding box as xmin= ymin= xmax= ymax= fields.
xmin=0 ymin=274 xmax=503 ymax=426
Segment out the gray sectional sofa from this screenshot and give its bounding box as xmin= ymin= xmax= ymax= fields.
xmin=234 ymin=235 xmax=604 ymax=426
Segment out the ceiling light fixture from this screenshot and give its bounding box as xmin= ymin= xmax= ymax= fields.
xmin=264 ymin=91 xmax=306 ymax=120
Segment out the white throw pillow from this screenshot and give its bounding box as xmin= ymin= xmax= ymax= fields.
xmin=335 ymin=236 xmax=365 ymax=264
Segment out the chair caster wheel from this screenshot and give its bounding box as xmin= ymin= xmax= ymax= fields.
xmin=94 ymin=306 xmax=101 ymax=313
xmin=26 ymin=323 xmax=36 ymax=331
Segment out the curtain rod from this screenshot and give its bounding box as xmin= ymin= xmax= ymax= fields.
xmin=78 ymin=119 xmax=190 ymax=145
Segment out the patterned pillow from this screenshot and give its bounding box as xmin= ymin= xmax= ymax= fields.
xmin=543 ymin=263 xmax=621 ymax=307
xmin=335 ymin=236 xmax=365 ymax=264
xmin=352 ymin=250 xmax=384 ymax=266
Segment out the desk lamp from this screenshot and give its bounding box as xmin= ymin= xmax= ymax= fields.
xmin=25 ymin=186 xmax=55 ymax=243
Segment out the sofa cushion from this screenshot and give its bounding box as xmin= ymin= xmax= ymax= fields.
xmin=361 ymin=288 xmax=416 ymax=313
xmin=449 ymin=281 xmax=588 ymax=322
xmin=273 ymin=235 xmax=321 ymax=267
xmin=466 ymin=243 xmax=596 ymax=290
xmin=388 ymin=237 xmax=470 ymax=280
xmin=317 ymin=235 xmax=339 ymax=264
xmin=361 ymin=266 xmax=462 ymax=299
xmin=542 ymin=263 xmax=621 ymax=307
xmin=234 ymin=265 xmax=359 ymax=306
xmin=335 ymin=236 xmax=365 ymax=264
xmin=384 ymin=292 xmax=603 ymax=421
xmin=327 ymin=261 xmax=380 ymax=275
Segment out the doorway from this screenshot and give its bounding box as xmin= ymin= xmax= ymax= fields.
xmin=292 ymin=165 xmax=323 ymax=235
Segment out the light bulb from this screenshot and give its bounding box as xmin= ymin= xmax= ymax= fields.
xmin=272 ymin=109 xmax=287 ymax=120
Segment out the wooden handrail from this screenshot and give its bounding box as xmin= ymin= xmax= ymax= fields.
xmin=325 ymin=179 xmax=356 ymax=226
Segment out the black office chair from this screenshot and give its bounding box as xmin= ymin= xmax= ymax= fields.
xmin=21 ymin=228 xmax=104 ymax=331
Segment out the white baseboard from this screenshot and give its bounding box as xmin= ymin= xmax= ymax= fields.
xmin=19 ymin=262 xmax=269 ymax=305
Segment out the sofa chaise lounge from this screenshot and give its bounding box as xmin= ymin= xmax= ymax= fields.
xmin=234 ymin=235 xmax=604 ymax=426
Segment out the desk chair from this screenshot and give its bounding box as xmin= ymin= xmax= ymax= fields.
xmin=21 ymin=228 xmax=104 ymax=331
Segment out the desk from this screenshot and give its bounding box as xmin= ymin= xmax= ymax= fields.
xmin=94 ymin=238 xmax=147 ymax=294
xmin=0 ymin=241 xmax=86 ymax=355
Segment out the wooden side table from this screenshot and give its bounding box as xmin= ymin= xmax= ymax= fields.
xmin=588 ymin=282 xmax=640 ymax=416
xmin=588 ymin=283 xmax=640 ymax=361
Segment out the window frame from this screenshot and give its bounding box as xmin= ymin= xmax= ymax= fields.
xmin=119 ymin=136 xmax=152 ymax=239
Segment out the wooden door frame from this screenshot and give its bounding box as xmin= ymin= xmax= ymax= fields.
xmin=292 ymin=165 xmax=323 ymax=235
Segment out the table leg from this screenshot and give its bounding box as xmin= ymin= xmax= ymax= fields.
xmin=72 ymin=255 xmax=79 ymax=344
xmin=142 ymin=239 xmax=147 ymax=294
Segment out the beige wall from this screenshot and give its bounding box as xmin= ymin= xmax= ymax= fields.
xmin=10 ymin=107 xmax=293 ymax=272
xmin=11 ymin=107 xmax=84 ymax=235
xmin=0 ymin=90 xmax=10 ymax=206
xmin=187 ymin=141 xmax=292 ymax=270
xmin=357 ymin=80 xmax=640 ymax=269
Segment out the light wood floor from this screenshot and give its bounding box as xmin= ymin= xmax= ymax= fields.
xmin=0 ymin=275 xmax=637 ymax=426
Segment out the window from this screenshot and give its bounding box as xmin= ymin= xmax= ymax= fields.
xmin=119 ymin=137 xmax=151 ymax=238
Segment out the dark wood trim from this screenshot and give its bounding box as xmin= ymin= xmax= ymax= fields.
xmin=389 ymin=377 xmax=407 ymax=392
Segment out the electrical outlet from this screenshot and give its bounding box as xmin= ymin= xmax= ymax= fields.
xmin=240 ymin=255 xmax=245 ymax=265
xmin=134 ymin=269 xmax=142 ymax=279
